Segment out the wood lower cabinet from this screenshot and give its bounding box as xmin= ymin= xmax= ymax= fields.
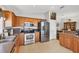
xmin=73 ymin=37 xmax=79 ymax=52
xmin=70 ymin=37 xmax=74 ymax=50
xmin=15 ymin=33 xmax=24 ymax=46
xmin=13 ymin=33 xmax=24 ymax=53
xmin=35 ymin=32 xmax=40 ymax=42
xmin=12 ymin=32 xmax=41 ymax=53
xmin=59 ymin=32 xmax=79 ymax=53
xmin=59 ymin=33 xmax=64 ymax=46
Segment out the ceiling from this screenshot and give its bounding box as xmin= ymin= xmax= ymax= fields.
xmin=1 ymin=5 xmax=79 ymax=17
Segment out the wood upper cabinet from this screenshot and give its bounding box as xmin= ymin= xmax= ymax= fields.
xmin=3 ymin=10 xmax=41 ymax=27
xmin=16 ymin=16 xmax=41 ymax=26
xmin=3 ymin=10 xmax=11 ymax=20
xmin=12 ymin=12 xmax=17 ymax=27
xmin=77 ymin=39 xmax=79 ymax=52
xmin=64 ymin=22 xmax=76 ymax=31
xmin=3 ymin=10 xmax=17 ymax=27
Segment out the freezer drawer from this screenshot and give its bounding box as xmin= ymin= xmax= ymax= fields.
xmin=41 ymin=35 xmax=49 ymax=42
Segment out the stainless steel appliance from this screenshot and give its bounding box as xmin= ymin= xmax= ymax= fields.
xmin=24 ymin=33 xmax=35 ymax=45
xmin=22 ymin=22 xmax=35 ymax=45
xmin=39 ymin=21 xmax=49 ymax=42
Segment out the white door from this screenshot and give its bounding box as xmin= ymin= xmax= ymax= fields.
xmin=49 ymin=20 xmax=57 ymax=40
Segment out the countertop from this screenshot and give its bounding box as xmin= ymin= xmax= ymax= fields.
xmin=0 ymin=35 xmax=16 ymax=53
xmin=61 ymin=31 xmax=79 ymax=38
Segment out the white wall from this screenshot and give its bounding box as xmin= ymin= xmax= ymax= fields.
xmin=48 ymin=20 xmax=57 ymax=40
xmin=57 ymin=12 xmax=79 ymax=30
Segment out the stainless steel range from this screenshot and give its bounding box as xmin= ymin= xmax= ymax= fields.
xmin=24 ymin=33 xmax=35 ymax=45
xmin=22 ymin=22 xmax=35 ymax=45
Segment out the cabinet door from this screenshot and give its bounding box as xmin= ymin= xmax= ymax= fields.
xmin=77 ymin=39 xmax=79 ymax=52
xmin=73 ymin=37 xmax=79 ymax=53
xmin=3 ymin=11 xmax=10 ymax=20
xmin=66 ymin=34 xmax=71 ymax=49
xmin=63 ymin=33 xmax=73 ymax=49
xmin=19 ymin=33 xmax=24 ymax=45
xmin=35 ymin=32 xmax=40 ymax=42
xmin=15 ymin=35 xmax=20 ymax=46
xmin=74 ymin=38 xmax=79 ymax=53
xmin=12 ymin=12 xmax=16 ymax=27
xmin=59 ymin=33 xmax=64 ymax=46
xmin=70 ymin=36 xmax=74 ymax=51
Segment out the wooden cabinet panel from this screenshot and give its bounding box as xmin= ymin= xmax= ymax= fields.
xmin=59 ymin=32 xmax=79 ymax=53
xmin=3 ymin=10 xmax=17 ymax=27
xmin=15 ymin=33 xmax=24 ymax=46
xmin=77 ymin=39 xmax=79 ymax=52
xmin=73 ymin=37 xmax=79 ymax=53
xmin=35 ymin=32 xmax=40 ymax=42
xmin=18 ymin=33 xmax=24 ymax=45
xmin=3 ymin=11 xmax=11 ymax=20
xmin=3 ymin=10 xmax=41 ymax=27
xmin=12 ymin=12 xmax=17 ymax=27
xmin=13 ymin=33 xmax=24 ymax=53
xmin=16 ymin=16 xmax=41 ymax=26
xmin=65 ymin=34 xmax=71 ymax=49
xmin=73 ymin=37 xmax=78 ymax=52
xmin=70 ymin=37 xmax=74 ymax=51
xmin=59 ymin=33 xmax=64 ymax=46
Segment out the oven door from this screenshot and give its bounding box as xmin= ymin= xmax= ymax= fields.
xmin=24 ymin=33 xmax=35 ymax=45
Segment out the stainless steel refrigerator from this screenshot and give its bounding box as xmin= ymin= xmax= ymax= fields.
xmin=39 ymin=21 xmax=49 ymax=42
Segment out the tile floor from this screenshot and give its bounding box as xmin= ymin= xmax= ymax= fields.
xmin=19 ymin=40 xmax=73 ymax=53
